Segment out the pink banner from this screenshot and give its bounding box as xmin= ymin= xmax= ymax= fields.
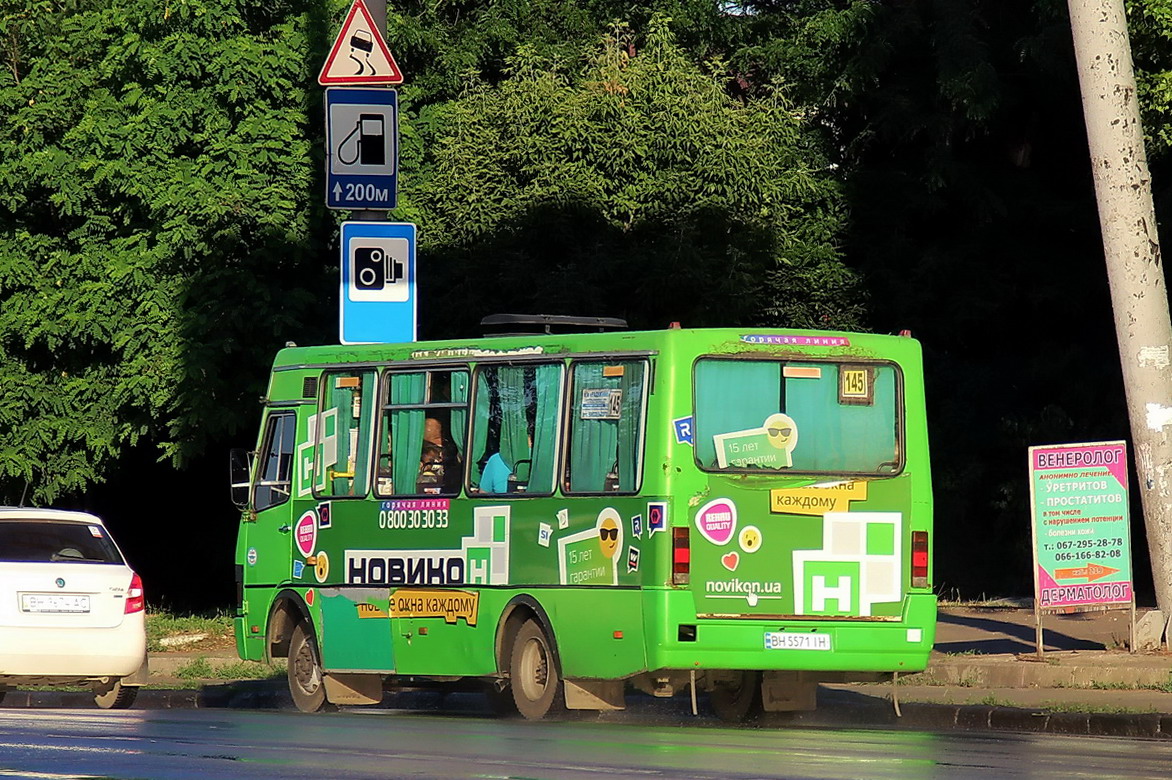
xmin=1032 ymin=443 xmax=1127 ymax=490
xmin=1037 ymin=566 xmax=1131 ymax=608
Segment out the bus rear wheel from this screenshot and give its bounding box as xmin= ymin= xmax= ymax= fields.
xmin=709 ymin=670 xmax=762 ymax=723
xmin=288 ymin=622 xmax=331 ymax=713
xmin=509 ymin=620 xmax=564 ymax=720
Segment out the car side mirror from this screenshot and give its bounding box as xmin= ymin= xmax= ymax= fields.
xmin=229 ymin=448 xmax=253 ymax=510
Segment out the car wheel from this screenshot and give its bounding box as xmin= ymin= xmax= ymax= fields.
xmin=509 ymin=620 xmax=564 ymax=720
xmin=94 ymin=680 xmax=138 ymax=710
xmin=709 ymin=670 xmax=762 ymax=723
xmin=288 ymin=622 xmax=332 ymax=713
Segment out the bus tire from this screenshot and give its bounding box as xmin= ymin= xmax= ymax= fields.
xmin=288 ymin=622 xmax=332 ymax=713
xmin=94 ymin=679 xmax=137 ymax=710
xmin=709 ymin=670 xmax=762 ymax=723
xmin=509 ymin=620 xmax=564 ymax=720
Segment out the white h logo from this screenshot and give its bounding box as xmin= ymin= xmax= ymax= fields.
xmin=467 ymin=557 xmax=488 ymax=584
xmin=812 ymin=575 xmax=852 ymax=612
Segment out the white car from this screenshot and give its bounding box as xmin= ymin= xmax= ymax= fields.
xmin=0 ymin=507 xmax=148 ymax=708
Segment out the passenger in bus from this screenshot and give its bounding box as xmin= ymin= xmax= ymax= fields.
xmin=478 ymin=451 xmax=512 ymax=493
xmin=417 ymin=442 xmax=444 ymax=493
xmin=376 ymin=453 xmax=394 ymax=494
xmin=420 ymin=417 xmax=462 ymax=494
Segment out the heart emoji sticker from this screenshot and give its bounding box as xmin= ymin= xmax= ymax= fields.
xmin=721 ymin=551 xmax=739 ymax=571
xmin=305 ymin=588 xmax=315 ymax=606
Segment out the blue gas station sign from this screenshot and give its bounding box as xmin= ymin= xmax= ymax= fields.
xmin=325 ymin=88 xmax=398 ymax=210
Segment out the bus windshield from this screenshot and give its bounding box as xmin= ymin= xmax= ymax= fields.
xmin=693 ymin=358 xmax=901 ymax=475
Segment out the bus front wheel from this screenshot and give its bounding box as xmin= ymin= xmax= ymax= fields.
xmin=509 ymin=620 xmax=564 ymax=720
xmin=288 ymin=622 xmax=331 ymax=713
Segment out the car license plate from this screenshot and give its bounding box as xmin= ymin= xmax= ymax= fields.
xmin=20 ymin=593 xmax=91 ymax=613
xmin=764 ymin=631 xmax=831 ymax=651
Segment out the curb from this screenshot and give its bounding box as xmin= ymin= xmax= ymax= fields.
xmin=792 ymin=697 xmax=1172 ymax=739
xmin=0 ymin=681 xmax=291 ymax=712
xmin=917 ymin=658 xmax=1172 ymax=690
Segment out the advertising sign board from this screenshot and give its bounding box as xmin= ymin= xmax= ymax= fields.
xmin=1028 ymin=440 xmax=1133 ymax=612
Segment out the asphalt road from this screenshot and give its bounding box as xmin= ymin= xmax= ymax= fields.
xmin=1 ymin=708 xmax=1170 ymax=780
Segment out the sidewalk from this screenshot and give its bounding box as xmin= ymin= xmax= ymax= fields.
xmin=813 ymin=604 xmax=1172 ymax=737
xmin=4 ymin=606 xmax=1171 ymax=738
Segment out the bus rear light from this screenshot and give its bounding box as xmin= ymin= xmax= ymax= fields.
xmin=911 ymin=531 xmax=930 ymax=588
xmin=672 ymin=527 xmax=690 ymax=585
xmin=125 ymin=573 xmax=145 ymax=614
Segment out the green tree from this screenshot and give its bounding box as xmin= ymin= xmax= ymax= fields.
xmin=0 ymin=0 xmax=332 ymax=504
xmin=408 ymin=18 xmax=859 ymax=336
xmin=734 ymin=1 xmax=1165 ymax=597
xmin=1130 ymin=0 xmax=1172 ymax=163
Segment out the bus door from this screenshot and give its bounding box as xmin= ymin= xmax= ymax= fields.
xmin=246 ymin=408 xmax=299 ymax=589
xmin=690 ymin=358 xmax=911 ymax=621
xmin=310 ymin=370 xmax=396 ymax=673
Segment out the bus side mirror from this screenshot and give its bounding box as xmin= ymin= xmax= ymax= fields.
xmin=229 ymin=448 xmax=253 ymax=510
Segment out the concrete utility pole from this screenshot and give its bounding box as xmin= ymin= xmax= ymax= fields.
xmin=1067 ymin=0 xmax=1172 ymax=641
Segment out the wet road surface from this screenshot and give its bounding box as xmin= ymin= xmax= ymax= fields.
xmin=0 ymin=707 xmax=1169 ymax=779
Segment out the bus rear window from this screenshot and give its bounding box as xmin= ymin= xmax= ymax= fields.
xmin=693 ymin=359 xmax=901 ymax=475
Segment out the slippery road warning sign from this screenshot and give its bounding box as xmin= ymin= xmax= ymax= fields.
xmin=318 ymin=0 xmax=404 ymax=86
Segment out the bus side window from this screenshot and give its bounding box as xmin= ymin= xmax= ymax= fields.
xmin=254 ymin=412 xmax=296 ymax=511
xmin=315 ymin=371 xmax=376 ymax=498
xmin=564 ymin=360 xmax=648 ymax=494
xmin=376 ymin=369 xmax=470 ymax=498
xmin=468 ymin=363 xmax=562 ymax=495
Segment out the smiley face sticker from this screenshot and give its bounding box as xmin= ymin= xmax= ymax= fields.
xmin=596 ymin=508 xmax=623 ymax=560
xmin=739 ymin=525 xmax=762 ymax=553
xmin=314 ymin=551 xmax=330 ymax=583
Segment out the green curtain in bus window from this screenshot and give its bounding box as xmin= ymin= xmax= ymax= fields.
xmin=351 ymin=372 xmax=375 ymax=494
xmin=784 ymin=363 xmax=898 ymax=472
xmin=568 ymin=363 xmax=618 ymax=492
xmin=470 ymin=369 xmax=493 ymax=487
xmin=328 ymin=381 xmax=354 ymax=495
xmin=391 ymin=373 xmax=426 ymax=493
xmin=616 ymin=362 xmax=646 ymax=491
xmin=498 ymin=366 xmax=531 ymax=471
xmin=694 ymin=360 xmax=782 ymax=469
xmin=450 ymin=371 xmax=470 ymax=458
xmin=527 ymin=364 xmax=562 ymax=493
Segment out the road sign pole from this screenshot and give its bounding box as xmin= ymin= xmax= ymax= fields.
xmin=320 ymin=0 xmax=415 ymax=343
xmin=354 ymin=0 xmax=385 ymax=222
xmin=364 ymin=0 xmax=385 ymax=34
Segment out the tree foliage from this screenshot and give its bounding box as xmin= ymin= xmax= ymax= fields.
xmin=1 ymin=0 xmax=1168 ymax=605
xmin=408 ymin=18 xmax=858 ymax=336
xmin=1130 ymin=0 xmax=1172 ymax=162
xmin=0 ymin=0 xmax=332 ymax=503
